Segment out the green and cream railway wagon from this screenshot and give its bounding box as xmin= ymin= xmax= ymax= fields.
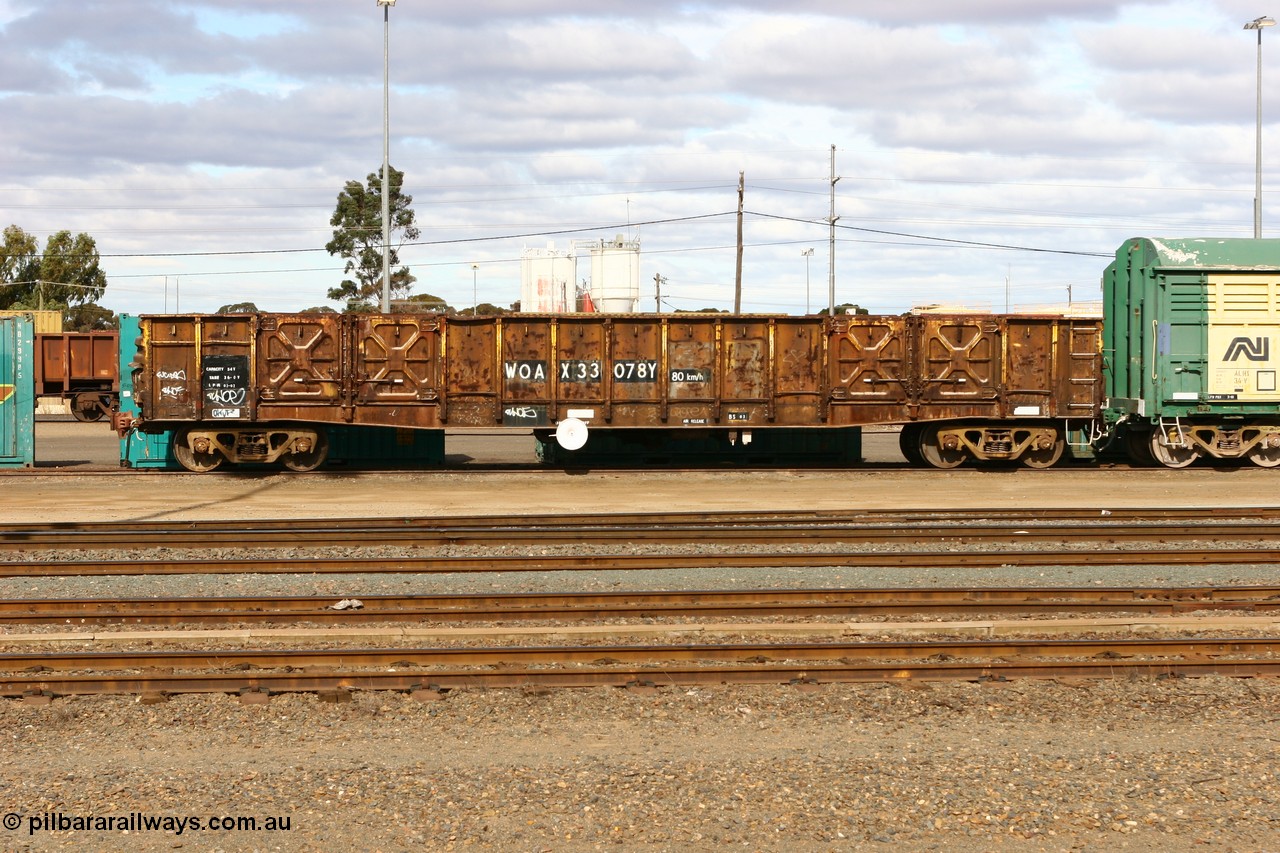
xmin=1104 ymin=237 xmax=1280 ymax=467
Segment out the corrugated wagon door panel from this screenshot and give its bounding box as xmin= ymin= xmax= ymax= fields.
xmin=1001 ymin=318 xmax=1055 ymax=414
xmin=442 ymin=316 xmax=497 ymax=426
xmin=916 ymin=316 xmax=1000 ymax=404
xmin=194 ymin=317 xmax=255 ymax=422
xmin=257 ymin=315 xmax=342 ymax=405
xmin=828 ymin=316 xmax=911 ymax=409
xmin=770 ymin=319 xmax=823 ymax=424
xmin=665 ymin=318 xmax=716 ymax=403
xmin=556 ymin=318 xmax=608 ymax=406
xmin=499 ymin=317 xmax=553 ymax=426
xmin=354 ymin=315 xmax=440 ymax=405
xmin=607 ymin=319 xmax=663 ymax=425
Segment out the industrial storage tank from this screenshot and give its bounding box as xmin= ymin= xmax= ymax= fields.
xmin=520 ymin=244 xmax=576 ymax=313
xmin=586 ymin=235 xmax=640 ymax=313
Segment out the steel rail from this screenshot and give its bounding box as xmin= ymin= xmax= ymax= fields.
xmin=7 ymin=547 xmax=1280 ymax=577
xmin=4 ymin=586 xmax=1279 ymax=625
xmin=6 ymin=656 xmax=1280 ymax=698
xmin=2 ymin=636 xmax=1278 ymax=674
xmin=5 ymin=506 xmax=1280 ymax=551
xmin=5 ymin=521 xmax=1280 ymax=551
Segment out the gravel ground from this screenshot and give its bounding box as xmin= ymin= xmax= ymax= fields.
xmin=1 ymin=679 xmax=1278 ymax=852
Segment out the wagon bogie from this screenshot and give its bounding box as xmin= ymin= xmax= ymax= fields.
xmin=911 ymin=420 xmax=1067 ymax=469
xmin=170 ymin=424 xmax=328 ymax=473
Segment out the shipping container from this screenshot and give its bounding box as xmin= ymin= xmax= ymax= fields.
xmin=0 ymin=315 xmax=34 ymax=468
xmin=0 ymin=310 xmax=60 ymax=336
xmin=1103 ymin=237 xmax=1280 ymax=466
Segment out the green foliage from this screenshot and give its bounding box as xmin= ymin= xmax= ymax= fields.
xmin=398 ymin=293 xmax=452 ymax=314
xmin=325 ymin=165 xmax=420 ymax=307
xmin=0 ymin=225 xmax=108 ymax=311
xmin=216 ymin=302 xmax=259 ymax=314
xmin=299 ymin=305 xmax=338 ymax=314
xmin=63 ymin=303 xmax=118 ymax=332
xmin=817 ymin=303 xmax=868 ymax=316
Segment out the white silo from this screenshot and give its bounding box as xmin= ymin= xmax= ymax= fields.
xmin=585 ymin=235 xmax=640 ymax=313
xmin=520 ymin=243 xmax=576 ymax=312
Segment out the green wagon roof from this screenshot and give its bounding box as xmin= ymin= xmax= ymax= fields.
xmin=1118 ymin=237 xmax=1280 ymax=270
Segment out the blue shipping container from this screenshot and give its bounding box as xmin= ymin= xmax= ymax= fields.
xmin=0 ymin=315 xmax=34 ymax=468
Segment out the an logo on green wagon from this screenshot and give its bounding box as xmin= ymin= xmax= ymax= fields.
xmin=1223 ymin=336 xmax=1271 ymax=362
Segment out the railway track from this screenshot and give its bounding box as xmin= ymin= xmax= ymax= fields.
xmin=5 ymin=506 xmax=1280 ymax=551
xmin=6 ymin=546 xmax=1280 ymax=577
xmin=5 ymin=636 xmax=1280 ymax=699
xmin=4 ymin=586 xmax=1279 ymax=626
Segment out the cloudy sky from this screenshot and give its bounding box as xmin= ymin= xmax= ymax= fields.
xmin=1 ymin=0 xmax=1277 ymax=316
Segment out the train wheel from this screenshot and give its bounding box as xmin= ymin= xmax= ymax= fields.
xmin=1020 ymin=432 xmax=1065 ymax=469
xmin=173 ymin=428 xmax=225 ymax=473
xmin=281 ymin=431 xmax=328 ymax=472
xmin=1247 ymin=442 xmax=1280 ymax=468
xmin=898 ymin=424 xmax=925 ymax=466
xmin=1123 ymin=428 xmax=1155 ymax=467
xmin=71 ymin=393 xmax=104 ymax=422
xmin=917 ymin=424 xmax=966 ymax=469
xmin=1148 ymin=428 xmax=1198 ymax=469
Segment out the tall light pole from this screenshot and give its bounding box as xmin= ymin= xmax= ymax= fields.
xmin=1247 ymin=16 xmax=1275 ymax=238
xmin=471 ymin=264 xmax=478 ymax=315
xmin=378 ymin=0 xmax=396 ymax=311
xmin=801 ymin=248 xmax=814 ymax=314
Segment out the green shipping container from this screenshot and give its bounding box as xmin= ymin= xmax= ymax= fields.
xmin=0 ymin=315 xmax=35 ymax=468
xmin=1103 ymin=237 xmax=1280 ymax=466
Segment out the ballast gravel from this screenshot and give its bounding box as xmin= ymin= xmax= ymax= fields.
xmin=0 ymin=678 xmax=1278 ymax=852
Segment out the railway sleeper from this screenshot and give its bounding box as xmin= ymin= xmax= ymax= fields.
xmin=174 ymin=425 xmax=329 ymax=473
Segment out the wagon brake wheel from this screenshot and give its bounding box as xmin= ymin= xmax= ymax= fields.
xmin=1148 ymin=428 xmax=1198 ymax=469
xmin=1020 ymin=432 xmax=1065 ymax=469
xmin=917 ymin=424 xmax=967 ymax=470
xmin=71 ymin=393 xmax=104 ymax=422
xmin=173 ymin=428 xmax=225 ymax=473
xmin=281 ymin=431 xmax=329 ymax=473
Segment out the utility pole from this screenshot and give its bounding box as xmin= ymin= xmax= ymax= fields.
xmin=654 ymin=273 xmax=666 ymax=313
xmin=734 ymin=171 xmax=744 ymax=313
xmin=828 ymin=145 xmax=839 ymax=315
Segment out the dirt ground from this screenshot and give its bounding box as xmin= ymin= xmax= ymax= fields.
xmin=1 ymin=421 xmax=1270 ymax=523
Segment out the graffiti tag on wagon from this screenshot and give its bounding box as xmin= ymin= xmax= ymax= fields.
xmin=155 ymin=369 xmax=187 ymax=381
xmin=502 ymin=404 xmax=548 ymax=426
xmin=206 ymin=387 xmax=247 ymax=405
